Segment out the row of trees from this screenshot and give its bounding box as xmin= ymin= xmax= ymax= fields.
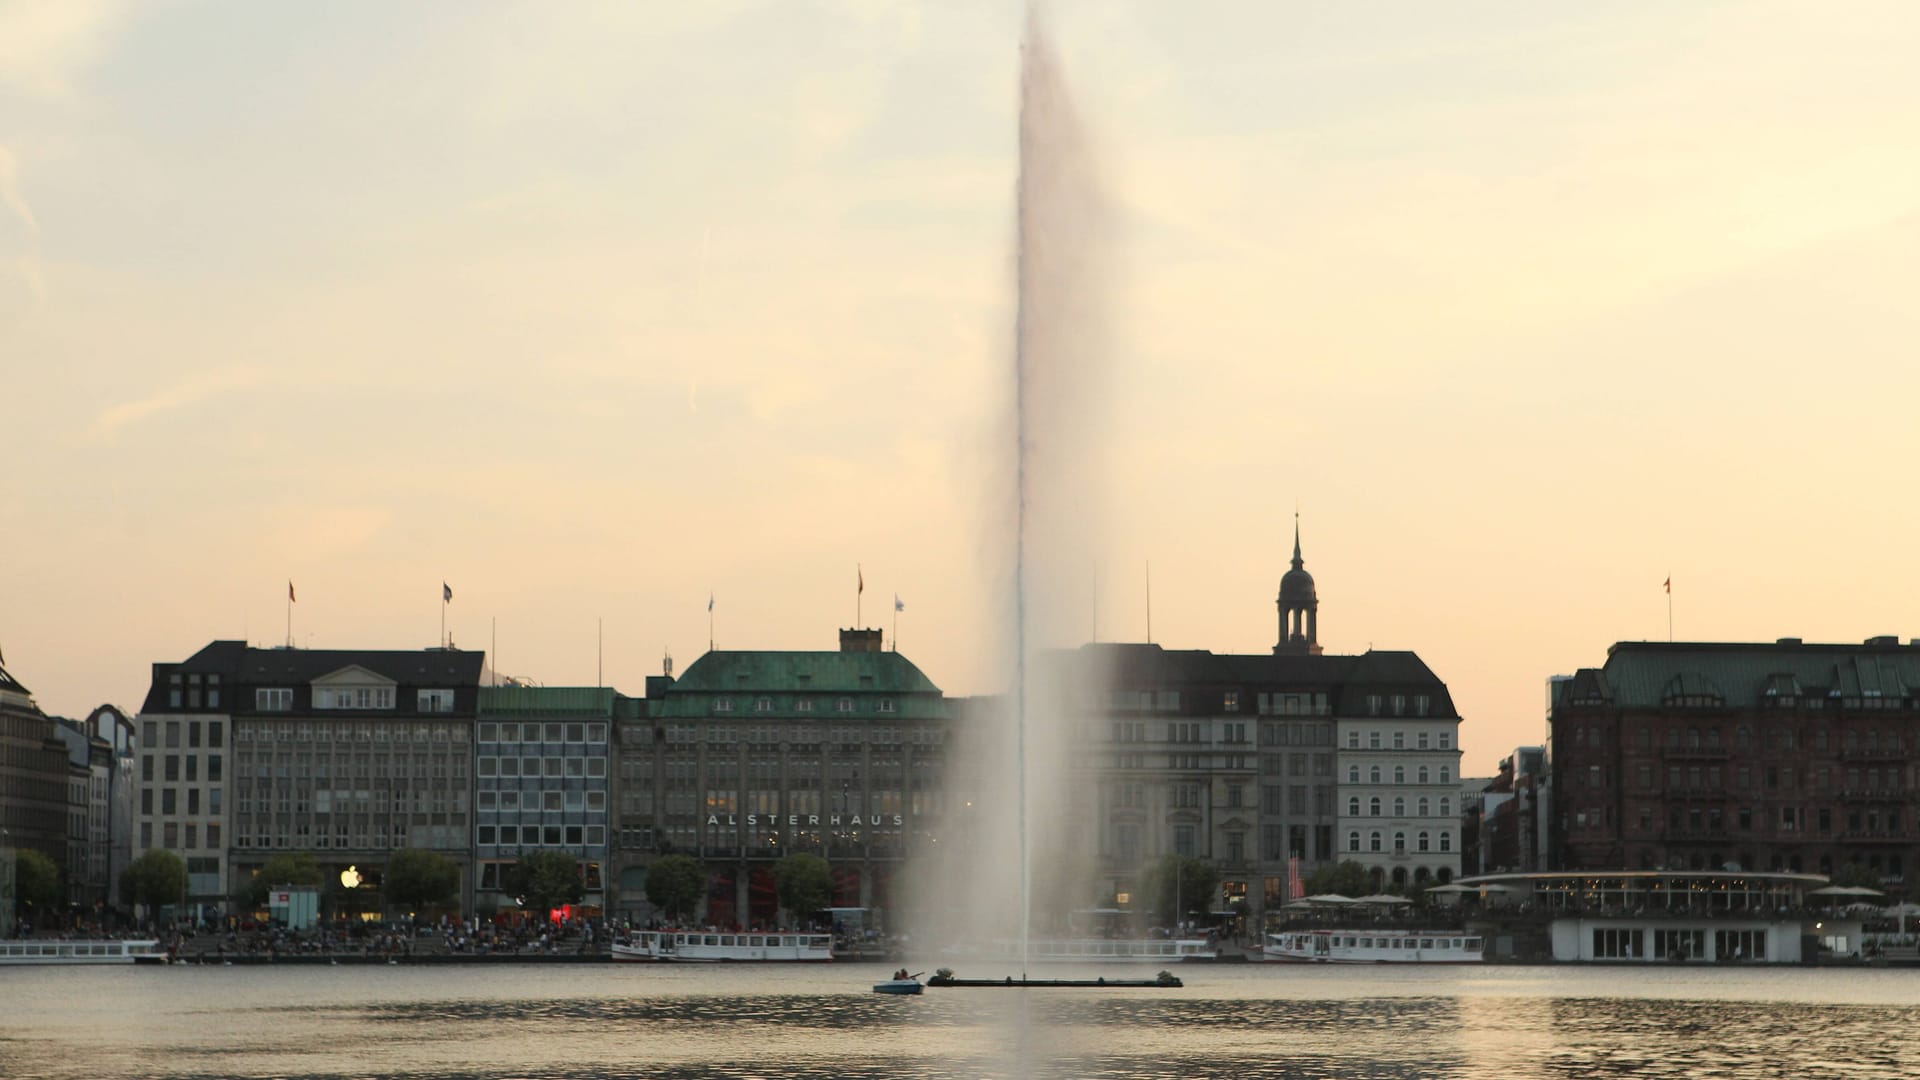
xmin=641 ymin=853 xmax=834 ymax=925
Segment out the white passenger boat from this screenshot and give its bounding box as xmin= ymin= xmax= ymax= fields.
xmin=953 ymin=938 xmax=1218 ymax=963
xmin=611 ymin=930 xmax=833 ymax=962
xmin=0 ymin=939 xmax=169 ymax=965
xmin=1264 ymin=929 xmax=1483 ymax=963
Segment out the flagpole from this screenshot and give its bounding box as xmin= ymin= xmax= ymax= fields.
xmin=1667 ymin=576 xmax=1674 ymax=642
xmin=286 ymin=583 xmax=292 ymax=648
xmin=857 ymin=564 xmax=863 ymax=628
xmin=892 ymin=599 xmax=898 ymax=651
xmin=441 ymin=588 xmax=447 ymax=649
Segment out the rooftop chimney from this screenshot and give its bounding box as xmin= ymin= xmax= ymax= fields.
xmin=839 ymin=628 xmax=883 ymax=654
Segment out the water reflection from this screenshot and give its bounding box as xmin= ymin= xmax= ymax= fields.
xmin=10 ymin=969 xmax=1920 ymax=1080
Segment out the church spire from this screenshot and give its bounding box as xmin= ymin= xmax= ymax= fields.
xmin=1276 ymin=512 xmax=1322 ymax=656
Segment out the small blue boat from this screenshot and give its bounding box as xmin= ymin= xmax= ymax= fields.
xmin=873 ymin=971 xmax=924 ymax=995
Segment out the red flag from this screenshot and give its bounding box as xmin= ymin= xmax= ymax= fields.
xmin=289 ymin=581 xmax=296 ymax=603
xmin=1663 ymin=576 xmax=1671 ymax=594
xmin=858 ymin=565 xmax=864 ymax=595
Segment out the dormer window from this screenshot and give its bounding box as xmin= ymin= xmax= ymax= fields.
xmin=714 ymin=698 xmax=734 ymax=713
xmin=418 ymin=689 xmax=454 ymax=713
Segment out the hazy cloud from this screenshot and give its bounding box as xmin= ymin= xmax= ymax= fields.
xmin=0 ymin=144 xmax=43 ymax=305
xmin=85 ymin=366 xmax=266 ymax=442
xmin=0 ymin=0 xmax=127 ymax=99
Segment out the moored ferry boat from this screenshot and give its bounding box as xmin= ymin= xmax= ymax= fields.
xmin=612 ymin=930 xmax=833 ymax=962
xmin=1264 ymin=929 xmax=1483 ymax=964
xmin=0 ymin=939 xmax=169 ymax=965
xmin=954 ymin=938 xmax=1218 ymax=963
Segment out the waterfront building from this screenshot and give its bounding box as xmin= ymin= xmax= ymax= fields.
xmin=474 ymin=686 xmax=628 ymax=915
xmin=134 ymin=641 xmax=484 ymax=919
xmin=609 ymin=628 xmax=951 ymax=928
xmin=47 ymin=719 xmax=113 ymax=908
xmin=1550 ymin=637 xmax=1920 ymax=882
xmin=0 ymin=661 xmax=72 ymax=887
xmin=82 ymin=705 xmax=138 ymax=909
xmin=1059 ymin=530 xmax=1464 ymax=925
xmin=1463 ymin=746 xmax=1547 ymax=876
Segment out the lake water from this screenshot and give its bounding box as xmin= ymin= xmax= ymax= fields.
xmin=4 ymin=961 xmax=1919 ymax=1079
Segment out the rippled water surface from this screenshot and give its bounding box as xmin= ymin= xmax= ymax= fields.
xmin=5 ymin=962 xmax=1920 ymax=1078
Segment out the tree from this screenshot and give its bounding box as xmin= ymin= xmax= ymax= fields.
xmin=1832 ymin=862 xmax=1884 ymax=892
xmin=504 ymin=851 xmax=584 ymax=919
xmin=122 ymin=849 xmax=186 ymax=916
xmin=644 ymin=855 xmax=707 ymax=923
xmin=1304 ymin=860 xmax=1374 ymax=898
xmin=384 ymin=849 xmax=460 ymax=914
xmin=774 ymin=854 xmax=832 ymax=926
xmin=244 ymin=851 xmax=323 ymax=909
xmin=14 ymin=849 xmax=62 ymax=913
xmin=1144 ymin=855 xmax=1220 ymax=928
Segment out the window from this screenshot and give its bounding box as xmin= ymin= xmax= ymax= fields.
xmin=715 ymin=698 xmax=734 ymax=713
xmin=1224 ymin=690 xmax=1241 ymax=713
xmin=878 ymin=700 xmax=896 ymax=713
xmin=1369 ymin=731 xmax=1382 ymax=750
xmin=1417 ymin=766 xmax=1430 ymax=784
xmin=418 ymin=689 xmax=454 ymax=713
xmin=1348 ymin=831 xmax=1361 ymax=852
xmin=755 ymin=697 xmax=773 ymax=712
xmin=1417 ymin=831 xmax=1430 ymax=852
xmin=1348 ymin=797 xmax=1360 ymax=816
xmin=1348 ymin=765 xmax=1360 ymax=782
xmin=1417 ymin=732 xmax=1429 ymax=750
xmin=1438 ymin=831 xmax=1451 ymax=852
xmin=1417 ymin=797 xmax=1430 ymax=817
xmin=1369 ymin=797 xmax=1382 ymax=817
xmin=1369 ymin=831 xmax=1382 ymax=852
xmin=256 ymin=688 xmax=292 ymax=711
xmin=1393 ymin=766 xmax=1405 ymax=784
xmin=836 ymin=698 xmax=855 ymax=713
xmin=1393 ymin=797 xmax=1405 ymax=817
xmin=1439 ymin=767 xmax=1451 ymax=783
xmin=1438 ymin=731 xmax=1451 ymax=750
xmin=1347 ymin=731 xmax=1360 ymax=749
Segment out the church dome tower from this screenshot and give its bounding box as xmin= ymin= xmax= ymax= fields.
xmin=1275 ymin=516 xmax=1322 ymax=655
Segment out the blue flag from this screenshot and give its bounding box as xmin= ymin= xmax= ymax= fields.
xmin=894 ymin=595 xmax=904 ymax=612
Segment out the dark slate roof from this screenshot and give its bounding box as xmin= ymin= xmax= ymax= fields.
xmin=1557 ymin=639 xmax=1920 ymax=710
xmin=140 ymin=640 xmax=486 ymax=712
xmin=0 ymin=661 xmax=30 ymax=697
xmin=1048 ymin=642 xmax=1460 ymax=718
xmin=667 ymin=650 xmax=942 ymax=696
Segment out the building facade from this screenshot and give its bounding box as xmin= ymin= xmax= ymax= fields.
xmin=474 ymin=686 xmax=627 ymax=915
xmin=0 ymin=662 xmax=71 ymax=887
xmin=1062 ymin=532 xmax=1464 ymax=924
xmin=1551 ymin=637 xmax=1920 ymax=881
xmin=135 ymin=641 xmax=484 ymax=919
xmin=610 ymin=629 xmax=951 ymax=928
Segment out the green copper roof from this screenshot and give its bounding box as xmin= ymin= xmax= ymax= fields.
xmin=667 ymin=650 xmax=942 ymax=695
xmin=478 ymin=686 xmax=621 ymax=717
xmin=649 ymin=649 xmax=948 ymax=721
xmin=1563 ymin=640 xmax=1920 ymax=710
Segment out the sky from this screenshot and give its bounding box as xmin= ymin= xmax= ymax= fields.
xmin=3 ymin=0 xmax=1918 ymax=770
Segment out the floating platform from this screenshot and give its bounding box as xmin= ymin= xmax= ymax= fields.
xmin=927 ymin=971 xmax=1182 ymax=989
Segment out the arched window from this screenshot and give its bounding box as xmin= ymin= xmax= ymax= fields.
xmin=1393 ymin=831 xmax=1407 ymax=852
xmin=1369 ymin=797 xmax=1382 ymax=817
xmin=1369 ymin=765 xmax=1382 ymax=784
xmin=1369 ymin=831 xmax=1382 ymax=853
xmin=1393 ymin=766 xmax=1406 ymax=784
xmin=1418 ymin=797 xmax=1430 ymax=817
xmin=1348 ymin=831 xmax=1361 ymax=852
xmin=1418 ymin=765 xmax=1431 ymax=784
xmin=1439 ymin=797 xmax=1452 ymax=817
xmin=1438 ymin=831 xmax=1452 ymax=852
xmin=1417 ymin=831 xmax=1431 ymax=852
xmin=1348 ymin=797 xmax=1360 ymax=817
xmin=1348 ymin=765 xmax=1360 ymax=783
xmin=1391 ymin=867 xmax=1408 ymax=886
xmin=1393 ymin=796 xmax=1406 ymax=817
xmin=1437 ymin=867 xmax=1453 ymax=884
xmin=1440 ymin=766 xmax=1452 ymax=783
xmin=1414 ymin=867 xmax=1432 ymax=883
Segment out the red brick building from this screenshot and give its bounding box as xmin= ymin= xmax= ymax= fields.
xmin=1551 ymin=637 xmax=1920 ymax=883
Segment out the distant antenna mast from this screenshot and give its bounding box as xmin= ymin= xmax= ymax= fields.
xmin=597 ymin=617 xmax=604 ymax=688
xmin=1145 ymin=561 xmax=1153 ymax=644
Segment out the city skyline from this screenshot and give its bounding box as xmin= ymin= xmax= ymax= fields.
xmin=6 ymin=1 xmax=1920 ymax=768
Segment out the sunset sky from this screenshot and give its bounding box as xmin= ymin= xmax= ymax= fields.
xmin=4 ymin=0 xmax=1918 ymax=768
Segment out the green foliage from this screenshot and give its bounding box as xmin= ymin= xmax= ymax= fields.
xmin=1303 ymin=860 xmax=1375 ymax=898
xmin=1832 ymin=862 xmax=1884 ymax=891
xmin=384 ymin=848 xmax=460 ymax=912
xmin=246 ymin=851 xmax=323 ymax=909
xmin=644 ymin=855 xmax=707 ymax=921
xmin=14 ymin=849 xmax=62 ymax=910
xmin=774 ymin=854 xmax=832 ymax=923
xmin=504 ymin=851 xmax=585 ymax=918
xmin=122 ymin=849 xmax=187 ymax=913
xmin=1143 ymin=855 xmax=1220 ymax=926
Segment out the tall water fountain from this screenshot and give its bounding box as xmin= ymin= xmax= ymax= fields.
xmin=906 ymin=10 xmax=1114 ymax=981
